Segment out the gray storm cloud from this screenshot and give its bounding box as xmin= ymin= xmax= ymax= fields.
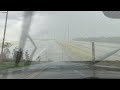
xmin=1 ymin=11 xmax=120 ymax=43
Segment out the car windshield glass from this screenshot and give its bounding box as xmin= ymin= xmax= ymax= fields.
xmin=0 ymin=11 xmax=120 ymax=79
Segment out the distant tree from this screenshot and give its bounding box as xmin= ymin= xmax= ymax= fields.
xmin=25 ymin=50 xmax=30 ymax=61
xmin=4 ymin=47 xmax=10 ymax=59
xmin=15 ymin=48 xmax=23 ymax=67
xmin=24 ymin=50 xmax=31 ymax=65
xmin=4 ymin=42 xmax=13 ymax=48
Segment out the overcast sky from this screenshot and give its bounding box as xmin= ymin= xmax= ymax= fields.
xmin=1 ymin=11 xmax=120 ymax=42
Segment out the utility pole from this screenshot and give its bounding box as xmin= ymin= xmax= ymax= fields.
xmin=1 ymin=11 xmax=8 ymax=60
xmin=54 ymin=32 xmax=55 ymax=40
xmin=92 ymin=42 xmax=95 ymax=63
xmin=92 ymin=42 xmax=96 ymax=78
xmin=64 ymin=30 xmax=66 ymax=40
xmin=68 ymin=24 xmax=69 ymax=42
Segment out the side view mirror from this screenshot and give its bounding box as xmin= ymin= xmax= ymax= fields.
xmin=103 ymin=11 xmax=120 ymax=19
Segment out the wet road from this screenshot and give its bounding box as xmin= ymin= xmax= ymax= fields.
xmin=0 ymin=61 xmax=93 ymax=79
xmin=1 ymin=40 xmax=120 ymax=79
xmin=1 ymin=61 xmax=120 ymax=79
xmin=0 ymin=40 xmax=93 ymax=79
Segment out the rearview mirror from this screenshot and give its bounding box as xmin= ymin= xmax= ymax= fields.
xmin=103 ymin=11 xmax=120 ymax=19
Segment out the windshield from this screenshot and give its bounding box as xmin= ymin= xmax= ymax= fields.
xmin=0 ymin=11 xmax=120 ymax=79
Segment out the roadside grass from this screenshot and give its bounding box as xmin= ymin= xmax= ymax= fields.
xmin=0 ymin=60 xmax=29 ymax=71
xmin=0 ymin=60 xmax=52 ymax=71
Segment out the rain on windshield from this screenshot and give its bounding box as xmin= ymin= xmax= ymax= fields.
xmin=0 ymin=11 xmax=120 ymax=79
